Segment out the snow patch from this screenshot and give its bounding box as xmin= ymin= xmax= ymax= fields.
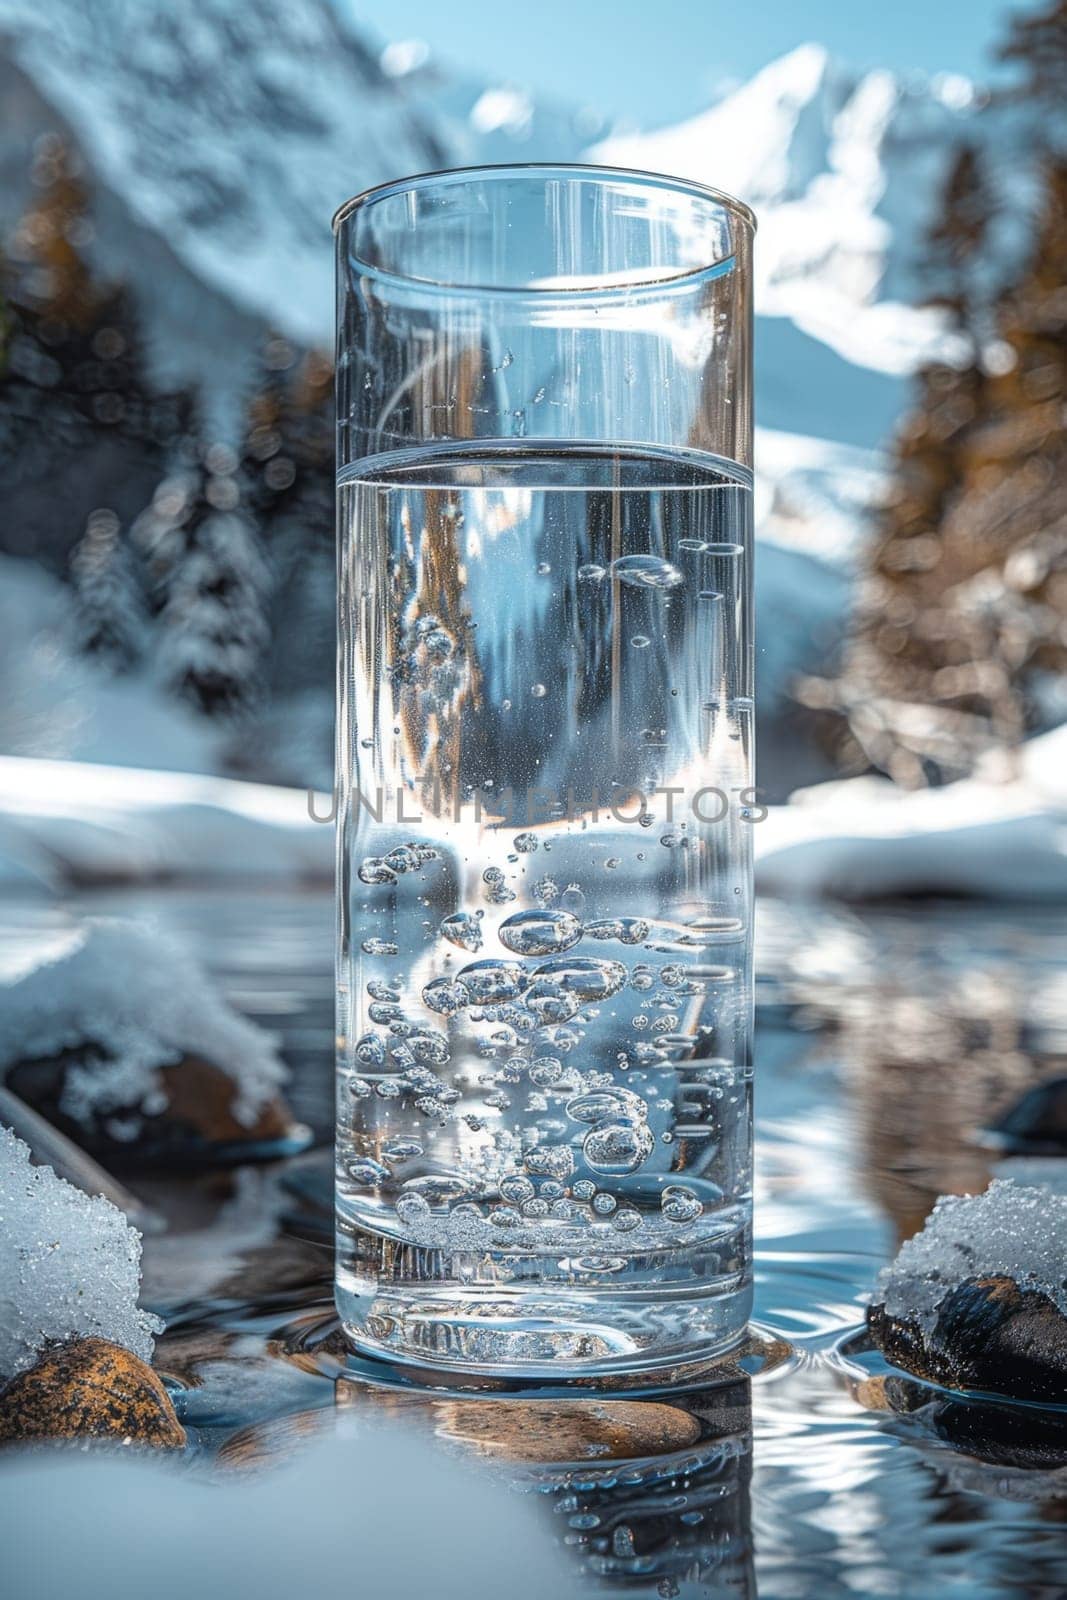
xmin=0 ymin=1124 xmax=161 ymax=1378
xmin=756 ymin=725 xmax=1067 ymax=901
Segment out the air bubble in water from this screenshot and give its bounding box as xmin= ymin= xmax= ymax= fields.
xmin=573 ymin=1179 xmax=597 ymax=1201
xmin=358 ymin=856 xmax=396 ymax=885
xmin=630 ymin=635 xmax=650 ymax=649
xmin=612 ymin=1208 xmax=641 ymax=1232
xmin=395 ymin=1193 xmax=430 ymax=1225
xmin=383 ymin=1139 xmax=424 ymax=1163
xmin=533 ymin=956 xmax=626 ymax=1002
xmin=537 ymin=562 xmax=551 ymax=576
xmin=592 ymin=1192 xmax=616 ymax=1216
xmin=498 ymin=909 xmax=582 ymax=957
xmin=566 ymin=1088 xmax=647 ymax=1124
xmin=559 ymin=885 xmax=585 ymax=918
xmin=409 ymin=1028 xmax=450 ymax=1064
xmin=661 ymin=1186 xmax=704 ymax=1223
xmin=384 ymin=845 xmax=421 ymax=875
xmin=524 ymin=1145 xmax=575 ymax=1181
xmin=422 ymin=977 xmax=470 ymax=1015
xmin=346 ymin=1157 xmax=389 ymax=1186
xmin=347 ymin=1077 xmax=372 ymax=1099
xmin=500 ymin=1175 xmax=535 ymax=1204
xmin=355 ymin=1034 xmax=386 ymax=1066
xmin=522 ymin=979 xmax=581 ymax=1025
xmin=361 ymin=938 xmax=398 ymax=956
xmin=403 ymin=1175 xmax=470 ymax=1206
xmin=612 ymin=555 xmax=683 ymax=590
xmin=531 ymin=683 xmax=547 ymax=698
xmin=585 ymin=917 xmax=650 ymax=945
xmin=439 ymin=911 xmax=484 ymax=952
xmin=375 ymin=1078 xmax=402 ymax=1099
xmin=513 ymin=832 xmax=538 ymax=853
xmin=583 ymin=1120 xmax=655 ymax=1175
xmin=578 ymin=563 xmax=606 ymax=581
xmin=490 ymin=1206 xmax=522 ymax=1229
xmin=529 ymin=1057 xmax=564 ymax=1087
xmin=457 ymin=959 xmax=527 ymax=1003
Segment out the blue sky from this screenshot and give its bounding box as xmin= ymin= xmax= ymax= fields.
xmin=343 ymin=0 xmax=1013 ymax=126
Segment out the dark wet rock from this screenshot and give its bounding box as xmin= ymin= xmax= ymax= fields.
xmin=867 ymin=1275 xmax=1067 ymax=1404
xmin=982 ymin=1077 xmax=1067 ymax=1156
xmin=7 ymin=1048 xmax=309 ymax=1168
xmin=0 ymin=1336 xmax=186 ymax=1447
xmin=856 ymin=1367 xmax=1067 ymax=1470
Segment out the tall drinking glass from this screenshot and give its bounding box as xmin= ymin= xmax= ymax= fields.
xmin=334 ymin=165 xmax=755 ymax=1381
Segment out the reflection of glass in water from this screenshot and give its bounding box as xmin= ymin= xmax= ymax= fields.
xmin=335 ymin=441 xmax=754 ymax=1378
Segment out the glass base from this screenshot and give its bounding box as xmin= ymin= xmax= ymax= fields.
xmin=335 ymin=1216 xmax=752 ymax=1386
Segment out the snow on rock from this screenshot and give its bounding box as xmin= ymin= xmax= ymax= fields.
xmin=0 ymin=1124 xmax=161 ymax=1378
xmin=0 ymin=920 xmax=287 ymax=1129
xmin=874 ymin=1179 xmax=1067 ymax=1336
xmin=756 ymin=725 xmax=1067 ymax=901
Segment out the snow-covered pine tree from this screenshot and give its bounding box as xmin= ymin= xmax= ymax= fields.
xmin=70 ymin=506 xmax=149 ymax=671
xmin=155 ymin=438 xmax=272 ymax=718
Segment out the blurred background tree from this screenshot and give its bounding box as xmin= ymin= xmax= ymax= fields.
xmin=801 ymin=0 xmax=1067 ymax=785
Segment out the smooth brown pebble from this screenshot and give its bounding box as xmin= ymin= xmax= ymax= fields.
xmin=0 ymin=1337 xmax=186 ymax=1448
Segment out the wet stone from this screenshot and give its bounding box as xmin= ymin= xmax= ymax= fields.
xmin=0 ymin=1337 xmax=185 ymax=1449
xmin=867 ymin=1276 xmax=1067 ymax=1404
xmin=983 ymin=1077 xmax=1067 ymax=1156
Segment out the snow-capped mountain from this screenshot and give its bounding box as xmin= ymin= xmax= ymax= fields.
xmin=0 ymin=2 xmax=980 ymax=438
xmin=0 ymin=0 xmax=595 ymax=424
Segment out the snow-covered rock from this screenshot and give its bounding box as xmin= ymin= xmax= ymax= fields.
xmin=0 ymin=1124 xmax=161 ymax=1378
xmin=756 ymin=725 xmax=1067 ymax=901
xmin=875 ymin=1180 xmax=1067 ymax=1338
xmin=0 ymin=920 xmax=288 ymax=1128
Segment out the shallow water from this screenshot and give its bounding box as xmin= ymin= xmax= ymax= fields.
xmin=6 ymin=887 xmax=1067 ymax=1597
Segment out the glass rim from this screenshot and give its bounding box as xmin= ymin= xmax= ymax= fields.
xmin=332 ymin=162 xmax=756 ymax=296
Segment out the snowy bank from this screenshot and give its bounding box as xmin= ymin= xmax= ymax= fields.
xmin=756 ymin=726 xmax=1067 ymax=901
xmin=0 ymin=756 xmax=333 ymax=888
xmin=3 ymin=726 xmax=1065 ymax=904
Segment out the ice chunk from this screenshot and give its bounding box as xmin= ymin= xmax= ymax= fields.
xmin=874 ymin=1179 xmax=1067 ymax=1335
xmin=0 ymin=919 xmax=286 ymax=1128
xmin=0 ymin=1125 xmax=162 ymax=1379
